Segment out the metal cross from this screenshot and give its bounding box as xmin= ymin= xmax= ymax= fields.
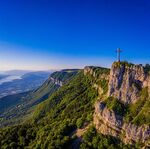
xmin=116 ymin=48 xmax=122 ymax=62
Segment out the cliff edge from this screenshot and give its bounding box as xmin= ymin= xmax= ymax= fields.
xmin=84 ymin=62 xmax=150 ymax=147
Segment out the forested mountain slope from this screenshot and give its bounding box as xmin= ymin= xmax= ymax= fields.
xmin=0 ymin=69 xmax=78 ymax=127
xmin=0 ymin=63 xmax=150 ymax=149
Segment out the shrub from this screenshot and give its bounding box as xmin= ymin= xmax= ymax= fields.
xmin=103 ymin=97 xmax=126 ymax=116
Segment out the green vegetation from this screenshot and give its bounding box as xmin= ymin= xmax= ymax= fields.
xmin=92 ymin=66 xmax=110 ymax=77
xmin=144 ymin=64 xmax=150 ymax=73
xmin=51 ymin=69 xmax=79 ymax=82
xmin=133 ymin=100 xmax=150 ymax=125
xmin=0 ymin=124 xmax=37 ymax=148
xmin=0 ymin=65 xmax=149 ymax=148
xmin=113 ymin=61 xmax=134 ymax=68
xmin=125 ymin=87 xmax=150 ymax=125
xmin=32 ymin=71 xmax=97 ymax=123
xmin=80 ymin=126 xmax=138 ymax=149
xmin=86 ymin=66 xmax=109 ymax=95
xmin=97 ymin=79 xmax=109 ymax=95
xmin=0 ymin=70 xmax=99 ymax=148
xmin=0 ymin=69 xmax=78 ymax=127
xmin=103 ymin=97 xmax=127 ymax=116
xmin=102 ymin=88 xmax=150 ymax=126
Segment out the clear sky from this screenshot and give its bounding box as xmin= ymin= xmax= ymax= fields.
xmin=0 ymin=0 xmax=150 ymax=70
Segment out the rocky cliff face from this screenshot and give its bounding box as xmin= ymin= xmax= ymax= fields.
xmin=84 ymin=66 xmax=109 ymax=80
xmin=94 ymin=102 xmax=150 ymax=146
xmin=108 ymin=62 xmax=150 ymax=104
xmin=50 ymin=77 xmax=63 ymax=86
xmin=84 ymin=66 xmax=110 ymax=97
xmin=84 ymin=62 xmax=150 ymax=147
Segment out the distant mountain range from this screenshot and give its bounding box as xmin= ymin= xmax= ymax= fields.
xmin=0 ymin=70 xmax=52 ymax=98
xmin=0 ymin=70 xmax=32 ymax=76
xmin=0 ymin=74 xmax=9 ymax=80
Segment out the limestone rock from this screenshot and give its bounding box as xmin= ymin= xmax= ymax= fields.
xmin=108 ymin=62 xmax=149 ymax=104
xmin=84 ymin=63 xmax=150 ymax=146
xmin=94 ymin=102 xmax=150 ymax=145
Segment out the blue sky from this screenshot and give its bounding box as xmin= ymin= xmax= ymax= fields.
xmin=0 ymin=0 xmax=150 ymax=70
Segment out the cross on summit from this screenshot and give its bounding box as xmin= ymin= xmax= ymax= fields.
xmin=116 ymin=48 xmax=122 ymax=62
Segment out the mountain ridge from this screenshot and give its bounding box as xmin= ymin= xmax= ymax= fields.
xmin=0 ymin=62 xmax=150 ymax=148
xmin=0 ymin=69 xmax=79 ymax=127
xmin=92 ymin=62 xmax=150 ymax=147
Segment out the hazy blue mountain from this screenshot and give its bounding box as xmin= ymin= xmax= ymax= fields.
xmin=0 ymin=74 xmax=9 ymax=80
xmin=0 ymin=71 xmax=51 ymax=98
xmin=2 ymin=70 xmax=31 ymax=76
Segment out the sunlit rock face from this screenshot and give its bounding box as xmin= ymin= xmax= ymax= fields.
xmin=88 ymin=62 xmax=150 ymax=147
xmin=94 ymin=102 xmax=150 ymax=145
xmin=108 ymin=62 xmax=150 ymax=104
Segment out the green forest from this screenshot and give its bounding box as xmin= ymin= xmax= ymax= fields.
xmin=0 ymin=68 xmax=146 ymax=149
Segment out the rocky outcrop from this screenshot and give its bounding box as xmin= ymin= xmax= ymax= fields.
xmin=84 ymin=66 xmax=96 ymax=76
xmin=108 ymin=62 xmax=150 ymax=104
xmin=90 ymin=62 xmax=150 ymax=147
xmin=84 ymin=66 xmax=110 ymax=80
xmin=84 ymin=66 xmax=110 ymax=97
xmin=144 ymin=75 xmax=150 ymax=94
xmin=94 ymin=102 xmax=150 ymax=145
xmin=50 ymin=77 xmax=63 ymax=86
